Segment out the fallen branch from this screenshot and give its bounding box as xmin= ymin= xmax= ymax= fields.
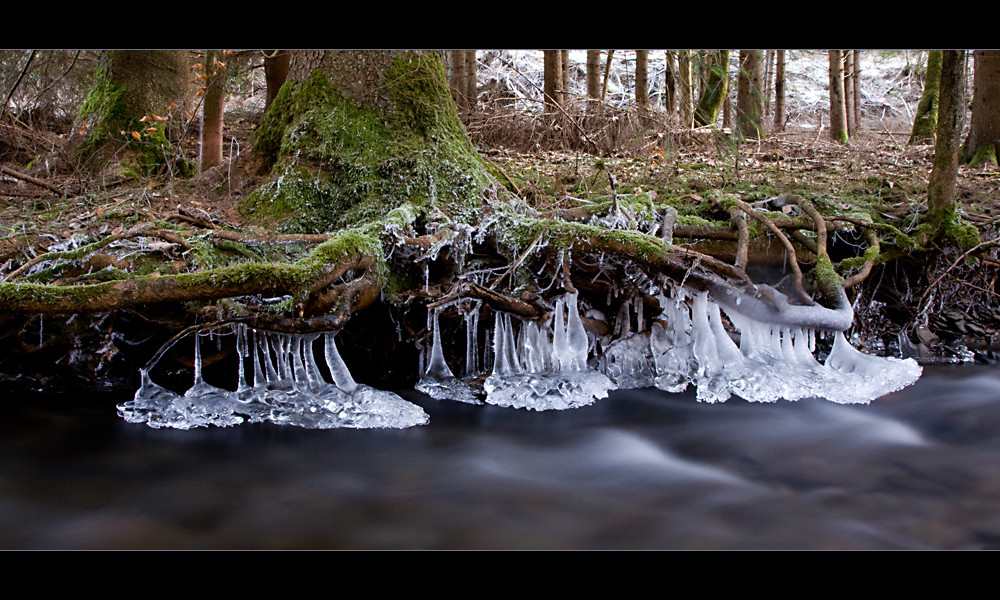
xmin=0 ymin=165 xmax=66 ymax=197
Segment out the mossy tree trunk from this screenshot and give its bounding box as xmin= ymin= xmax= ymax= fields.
xmin=74 ymin=50 xmax=191 ymax=174
xmin=910 ymin=50 xmax=943 ymax=145
xmin=263 ymin=50 xmax=291 ymax=110
xmin=694 ymin=50 xmax=729 ymax=127
xmin=828 ymin=50 xmax=849 ymax=144
xmin=927 ymin=50 xmax=969 ymax=237
xmin=961 ymin=50 xmax=1000 ymax=168
xmin=736 ymin=50 xmax=764 ymax=139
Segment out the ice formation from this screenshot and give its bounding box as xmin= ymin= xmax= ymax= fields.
xmin=415 ymin=305 xmax=479 ymax=404
xmin=482 ymin=292 xmax=617 ymax=411
xmin=599 ymin=286 xmax=922 ymax=404
xmin=118 ymin=325 xmax=429 ymax=430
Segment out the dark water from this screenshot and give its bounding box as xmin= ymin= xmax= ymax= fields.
xmin=3 ymin=364 xmax=1000 ymax=550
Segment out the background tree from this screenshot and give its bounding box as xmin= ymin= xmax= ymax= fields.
xmin=198 ymin=49 xmax=227 ymax=172
xmin=828 ymin=50 xmax=848 ymax=143
xmin=961 ymin=50 xmax=1000 ymax=168
xmin=586 ymin=50 xmax=601 ymax=100
xmin=849 ymin=50 xmax=861 ymax=134
xmin=927 ymin=50 xmax=968 ymax=234
xmin=736 ymin=50 xmax=765 ymax=139
xmin=635 ymin=50 xmax=649 ymax=106
xmin=843 ymin=50 xmax=856 ymax=137
xmin=544 ymin=50 xmax=562 ymax=112
xmin=663 ymin=51 xmax=677 ymax=113
xmin=560 ymin=50 xmax=570 ymax=106
xmin=694 ymin=50 xmax=729 ymax=127
xmin=263 ymin=50 xmax=290 ymax=110
xmin=74 ymin=50 xmax=191 ymax=173
xmin=677 ymin=50 xmax=694 ymax=128
xmin=773 ymin=49 xmax=786 ymax=132
xmin=465 ymin=50 xmax=478 ymax=110
xmin=909 ymin=50 xmax=943 ymax=144
xmin=449 ymin=50 xmax=470 ymax=111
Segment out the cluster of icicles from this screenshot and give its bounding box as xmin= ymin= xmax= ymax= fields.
xmin=118 ymin=325 xmax=429 ymax=430
xmin=417 ymin=285 xmax=922 ymax=412
xmin=121 ymin=284 xmax=922 ymax=430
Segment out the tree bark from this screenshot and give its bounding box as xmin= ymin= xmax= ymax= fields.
xmin=449 ymin=50 xmax=469 ymax=111
xmin=263 ymin=50 xmax=290 ymax=110
xmin=560 ymin=50 xmax=570 ymax=105
xmin=962 ymin=50 xmax=1000 ymax=167
xmin=928 ymin=50 xmax=967 ymax=224
xmin=850 ymin=50 xmax=862 ymax=133
xmin=677 ymin=50 xmax=694 ymax=128
xmin=635 ymin=50 xmax=649 ymax=106
xmin=586 ymin=50 xmax=602 ymax=100
xmin=910 ymin=50 xmax=943 ymax=144
xmin=199 ymin=49 xmax=226 ymax=172
xmin=828 ymin=50 xmax=848 ymax=143
xmin=843 ymin=51 xmax=856 ymax=137
xmin=773 ymin=49 xmax=786 ymax=132
xmin=663 ymin=51 xmax=677 ymax=113
xmin=736 ymin=50 xmax=764 ymax=139
xmin=544 ymin=50 xmax=562 ymax=112
xmin=694 ymin=50 xmax=729 ymax=127
xmin=465 ymin=50 xmax=478 ymax=110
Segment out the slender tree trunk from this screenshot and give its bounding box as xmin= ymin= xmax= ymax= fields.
xmin=601 ymin=50 xmax=614 ymax=101
xmin=560 ymin=50 xmax=570 ymax=105
xmin=828 ymin=50 xmax=848 ymax=143
xmin=694 ymin=50 xmax=729 ymax=127
xmin=736 ymin=50 xmax=764 ymax=139
xmin=962 ymin=50 xmax=1000 ymax=167
xmin=678 ymin=50 xmax=693 ymax=128
xmin=763 ymin=50 xmax=773 ymax=116
xmin=199 ymin=49 xmax=226 ymax=172
xmin=663 ymin=51 xmax=677 ymax=113
xmin=263 ymin=50 xmax=290 ymax=110
xmin=465 ymin=50 xmax=477 ymax=110
xmin=910 ymin=50 xmax=943 ymax=144
xmin=851 ymin=50 xmax=862 ymax=133
xmin=544 ymin=50 xmax=562 ymax=112
xmin=927 ymin=50 xmax=967 ymax=225
xmin=844 ymin=51 xmax=856 ymax=137
xmin=635 ymin=50 xmax=648 ymax=106
xmin=773 ymin=49 xmax=786 ymax=132
xmin=449 ymin=50 xmax=469 ymax=111
xmin=586 ymin=50 xmax=602 ymax=100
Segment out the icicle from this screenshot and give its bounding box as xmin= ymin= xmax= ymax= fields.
xmin=425 ymin=308 xmax=455 ymax=380
xmin=324 ymin=332 xmax=358 ymax=394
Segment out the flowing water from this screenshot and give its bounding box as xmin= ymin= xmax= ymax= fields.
xmin=3 ymin=363 xmax=1000 ymax=550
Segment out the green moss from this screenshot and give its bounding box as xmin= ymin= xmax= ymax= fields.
xmin=244 ymin=53 xmax=494 ymax=236
xmin=811 ymin=253 xmax=844 ymax=293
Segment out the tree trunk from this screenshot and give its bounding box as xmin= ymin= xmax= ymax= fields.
xmin=465 ymin=50 xmax=478 ymax=110
xmin=601 ymin=50 xmax=614 ymax=101
xmin=663 ymin=51 xmax=677 ymax=113
xmin=263 ymin=50 xmax=290 ymax=110
xmin=736 ymin=50 xmax=765 ymax=139
xmin=449 ymin=50 xmax=469 ymax=111
xmin=677 ymin=50 xmax=694 ymax=128
xmin=962 ymin=50 xmax=1000 ymax=168
xmin=843 ymin=51 xmax=855 ymax=137
xmin=773 ymin=49 xmax=786 ymax=132
xmin=586 ymin=50 xmax=602 ymax=100
xmin=828 ymin=50 xmax=848 ymax=144
xmin=763 ymin=50 xmax=773 ymax=116
xmin=75 ymin=50 xmax=190 ymax=173
xmin=635 ymin=50 xmax=648 ymax=106
xmin=910 ymin=50 xmax=943 ymax=144
xmin=544 ymin=50 xmax=562 ymax=112
xmin=927 ymin=50 xmax=967 ymax=227
xmin=199 ymin=49 xmax=226 ymax=173
xmin=560 ymin=50 xmax=570 ymax=105
xmin=850 ymin=50 xmax=862 ymax=133
xmin=694 ymin=50 xmax=729 ymax=127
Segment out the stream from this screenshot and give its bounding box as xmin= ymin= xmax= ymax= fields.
xmin=3 ymin=363 xmax=1000 ymax=550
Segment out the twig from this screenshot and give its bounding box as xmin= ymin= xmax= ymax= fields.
xmin=732 ymin=197 xmax=812 ymax=304
xmin=490 ymin=224 xmax=548 ymax=291
xmin=0 ymin=165 xmax=65 ymax=197
xmin=915 ymin=240 xmax=1000 ymax=316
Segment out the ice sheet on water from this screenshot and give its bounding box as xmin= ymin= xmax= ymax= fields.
xmin=118 ymin=327 xmax=428 ymax=430
xmin=483 ymin=291 xmax=616 ymax=411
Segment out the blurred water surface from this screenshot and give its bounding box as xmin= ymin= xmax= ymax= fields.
xmin=3 ymin=363 xmax=1000 ymax=550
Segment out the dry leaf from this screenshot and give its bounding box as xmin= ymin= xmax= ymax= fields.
xmin=131 ymin=131 xmax=141 ymax=141
xmin=95 ymin=207 xmax=105 ymax=217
